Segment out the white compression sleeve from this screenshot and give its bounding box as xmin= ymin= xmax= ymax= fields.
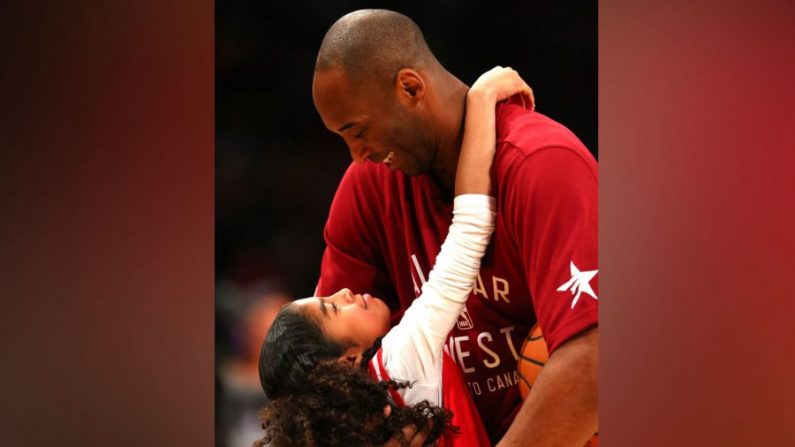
xmin=381 ymin=194 xmax=496 ymax=383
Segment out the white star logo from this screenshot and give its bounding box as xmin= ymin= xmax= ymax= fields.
xmin=556 ymin=261 xmax=598 ymax=309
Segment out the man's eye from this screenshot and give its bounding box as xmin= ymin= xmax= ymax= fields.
xmin=332 ymin=303 xmax=339 ymax=312
xmin=355 ymin=129 xmax=365 ymax=138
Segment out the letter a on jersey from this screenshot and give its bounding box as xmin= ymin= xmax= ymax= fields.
xmin=556 ymin=261 xmax=598 ymax=309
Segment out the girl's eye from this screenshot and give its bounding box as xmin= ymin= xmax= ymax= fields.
xmin=332 ymin=303 xmax=339 ymax=312
xmin=355 ymin=129 xmax=365 ymax=138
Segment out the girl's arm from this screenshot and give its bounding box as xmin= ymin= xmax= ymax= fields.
xmin=457 ymin=65 xmax=533 ymax=196
xmin=382 ymin=67 xmax=533 ymax=384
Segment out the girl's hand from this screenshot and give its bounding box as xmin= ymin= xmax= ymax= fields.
xmin=469 ymin=66 xmax=534 ymax=111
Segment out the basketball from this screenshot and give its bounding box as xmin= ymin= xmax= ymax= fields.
xmin=517 ymin=324 xmax=599 ymax=447
xmin=518 ymin=324 xmax=547 ymax=400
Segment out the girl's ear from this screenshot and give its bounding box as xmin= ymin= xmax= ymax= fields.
xmin=383 ymin=405 xmax=392 ymax=418
xmin=339 ymin=346 xmax=364 ymax=367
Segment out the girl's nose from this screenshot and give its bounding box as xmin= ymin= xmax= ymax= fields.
xmin=335 ymin=288 xmax=355 ymax=304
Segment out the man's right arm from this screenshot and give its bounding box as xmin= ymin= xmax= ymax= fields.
xmin=316 ymin=162 xmax=394 ymax=298
xmin=497 ymin=141 xmax=599 ymax=446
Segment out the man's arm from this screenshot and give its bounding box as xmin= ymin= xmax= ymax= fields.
xmin=497 ymin=133 xmax=599 ymax=444
xmin=497 ymin=326 xmax=598 ymax=447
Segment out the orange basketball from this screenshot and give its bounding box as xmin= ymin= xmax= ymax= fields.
xmin=517 ymin=324 xmax=599 ymax=447
xmin=517 ymin=324 xmax=547 ymax=400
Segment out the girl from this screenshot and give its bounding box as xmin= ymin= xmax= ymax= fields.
xmin=257 ymin=67 xmax=533 ymax=447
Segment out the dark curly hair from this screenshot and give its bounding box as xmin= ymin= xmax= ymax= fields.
xmin=257 ymin=303 xmax=457 ymax=446
xmin=259 ymin=302 xmax=351 ymax=399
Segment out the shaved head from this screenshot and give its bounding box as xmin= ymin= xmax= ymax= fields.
xmin=313 ymin=9 xmax=467 ymax=185
xmin=315 ymin=9 xmax=436 ymax=90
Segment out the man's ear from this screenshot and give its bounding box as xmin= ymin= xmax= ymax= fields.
xmin=394 ymin=68 xmax=425 ymax=105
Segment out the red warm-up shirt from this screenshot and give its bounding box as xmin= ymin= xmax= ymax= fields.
xmin=317 ymin=104 xmax=598 ymax=441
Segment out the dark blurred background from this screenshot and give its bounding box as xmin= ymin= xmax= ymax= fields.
xmin=216 ymin=1 xmax=595 ymax=446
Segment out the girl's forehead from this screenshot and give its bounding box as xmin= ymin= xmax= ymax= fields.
xmin=290 ymin=298 xmax=336 ymax=328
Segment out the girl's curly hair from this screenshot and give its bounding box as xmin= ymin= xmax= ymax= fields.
xmin=255 ymin=361 xmax=455 ymax=446
xmin=257 ymin=304 xmax=457 ymax=446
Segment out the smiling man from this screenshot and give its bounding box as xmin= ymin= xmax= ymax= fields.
xmin=312 ymin=9 xmax=598 ymax=446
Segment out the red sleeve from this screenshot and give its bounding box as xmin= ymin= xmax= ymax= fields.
xmin=316 ymin=162 xmax=396 ymax=299
xmin=501 ymin=147 xmax=598 ymax=353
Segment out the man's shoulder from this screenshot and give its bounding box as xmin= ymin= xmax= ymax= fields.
xmin=494 ymin=104 xmax=597 ymax=178
xmin=496 ymin=104 xmax=594 ymax=161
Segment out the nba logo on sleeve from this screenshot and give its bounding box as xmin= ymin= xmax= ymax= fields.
xmin=456 ymin=306 xmax=474 ymax=330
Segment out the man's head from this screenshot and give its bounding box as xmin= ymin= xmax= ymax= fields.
xmin=312 ymin=9 xmax=450 ymax=176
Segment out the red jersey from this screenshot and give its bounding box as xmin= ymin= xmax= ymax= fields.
xmin=369 ymin=349 xmax=491 ymax=447
xmin=318 ymin=104 xmax=598 ymax=441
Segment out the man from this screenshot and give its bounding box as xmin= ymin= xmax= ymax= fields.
xmin=312 ymin=9 xmax=598 ymax=446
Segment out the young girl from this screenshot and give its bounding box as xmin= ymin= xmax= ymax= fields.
xmin=257 ymin=67 xmax=533 ymax=447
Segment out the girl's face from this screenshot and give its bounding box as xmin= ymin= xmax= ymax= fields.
xmin=292 ymin=288 xmax=391 ymax=364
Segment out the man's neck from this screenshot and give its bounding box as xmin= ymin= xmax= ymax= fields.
xmin=428 ymin=78 xmax=469 ymax=200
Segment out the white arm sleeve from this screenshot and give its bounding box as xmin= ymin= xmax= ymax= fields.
xmin=381 ymin=194 xmax=496 ymax=394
